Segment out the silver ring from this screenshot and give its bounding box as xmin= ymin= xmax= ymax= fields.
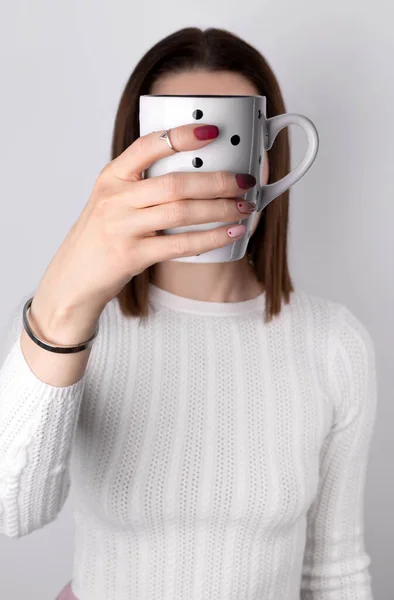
xmin=159 ymin=129 xmax=178 ymax=152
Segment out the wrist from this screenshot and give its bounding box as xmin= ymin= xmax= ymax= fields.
xmin=27 ymin=295 xmax=101 ymax=347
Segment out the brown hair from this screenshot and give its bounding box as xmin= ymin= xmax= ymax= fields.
xmin=111 ymin=27 xmax=294 ymax=323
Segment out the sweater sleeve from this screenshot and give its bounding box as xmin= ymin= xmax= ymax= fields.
xmin=300 ymin=304 xmax=378 ymax=599
xmin=0 ymin=294 xmax=87 ymax=538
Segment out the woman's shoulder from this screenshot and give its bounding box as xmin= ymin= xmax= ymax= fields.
xmin=287 ymin=287 xmax=375 ymax=353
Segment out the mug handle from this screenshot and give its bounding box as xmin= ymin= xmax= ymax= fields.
xmin=258 ymin=113 xmax=319 ymax=211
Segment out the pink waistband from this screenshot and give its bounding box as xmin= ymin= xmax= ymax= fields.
xmin=55 ymin=582 xmax=78 ymax=600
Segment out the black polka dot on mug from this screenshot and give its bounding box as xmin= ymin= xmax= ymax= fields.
xmin=231 ymin=135 xmax=240 ymax=146
xmin=192 ymin=157 xmax=203 ymax=168
xmin=193 ymin=109 xmax=203 ymax=120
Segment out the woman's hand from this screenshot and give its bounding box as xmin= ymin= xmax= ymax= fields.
xmin=31 ymin=123 xmax=257 ymax=326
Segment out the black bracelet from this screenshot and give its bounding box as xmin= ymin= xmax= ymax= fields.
xmin=22 ymin=297 xmax=99 ymax=354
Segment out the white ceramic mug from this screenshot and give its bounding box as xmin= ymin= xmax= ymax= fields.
xmin=139 ymin=94 xmax=319 ymax=263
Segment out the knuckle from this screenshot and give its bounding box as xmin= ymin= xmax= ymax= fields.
xmin=207 ymin=227 xmax=221 ymax=247
xmin=94 ymin=166 xmax=114 ymax=195
xmin=120 ymin=238 xmax=138 ymax=262
xmin=94 ymin=201 xmax=121 ymax=240
xmin=218 ymin=197 xmax=230 ymax=220
xmin=99 ymin=162 xmax=112 ymax=178
xmin=162 ymin=172 xmax=183 ymax=199
xmin=168 ymin=234 xmax=188 ymax=256
xmin=213 ymin=171 xmax=230 ymax=197
xmin=94 ymin=196 xmax=111 ymax=218
xmin=165 ymin=200 xmax=187 ymax=227
xmin=97 ymin=213 xmax=117 ymax=243
xmin=98 ymin=162 xmax=113 ymax=183
xmin=111 ymin=232 xmax=135 ymax=265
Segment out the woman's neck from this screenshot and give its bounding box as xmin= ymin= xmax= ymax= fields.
xmin=151 ymin=255 xmax=264 ymax=303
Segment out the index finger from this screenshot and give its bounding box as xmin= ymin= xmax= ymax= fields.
xmin=108 ymin=123 xmax=219 ymax=181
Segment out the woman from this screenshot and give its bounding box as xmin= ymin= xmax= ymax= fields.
xmin=0 ymin=27 xmax=377 ymax=600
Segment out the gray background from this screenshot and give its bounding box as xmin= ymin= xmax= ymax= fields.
xmin=0 ymin=1 xmax=393 ymax=598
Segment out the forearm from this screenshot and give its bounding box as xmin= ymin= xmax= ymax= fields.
xmin=0 ymin=295 xmax=97 ymax=537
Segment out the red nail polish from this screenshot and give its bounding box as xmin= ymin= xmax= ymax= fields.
xmin=236 ymin=174 xmax=256 ymax=189
xmin=194 ymin=125 xmax=219 ymax=140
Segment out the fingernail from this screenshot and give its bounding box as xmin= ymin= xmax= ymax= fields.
xmin=237 ymin=201 xmax=256 ymax=213
xmin=193 ymin=125 xmax=219 ymax=140
xmin=236 ymin=173 xmax=256 ymax=189
xmin=227 ymin=224 xmax=247 ymax=238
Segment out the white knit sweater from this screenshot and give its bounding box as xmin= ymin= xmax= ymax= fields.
xmin=0 ymin=283 xmax=377 ymax=600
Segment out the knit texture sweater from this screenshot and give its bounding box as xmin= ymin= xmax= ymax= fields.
xmin=0 ymin=283 xmax=377 ymax=600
